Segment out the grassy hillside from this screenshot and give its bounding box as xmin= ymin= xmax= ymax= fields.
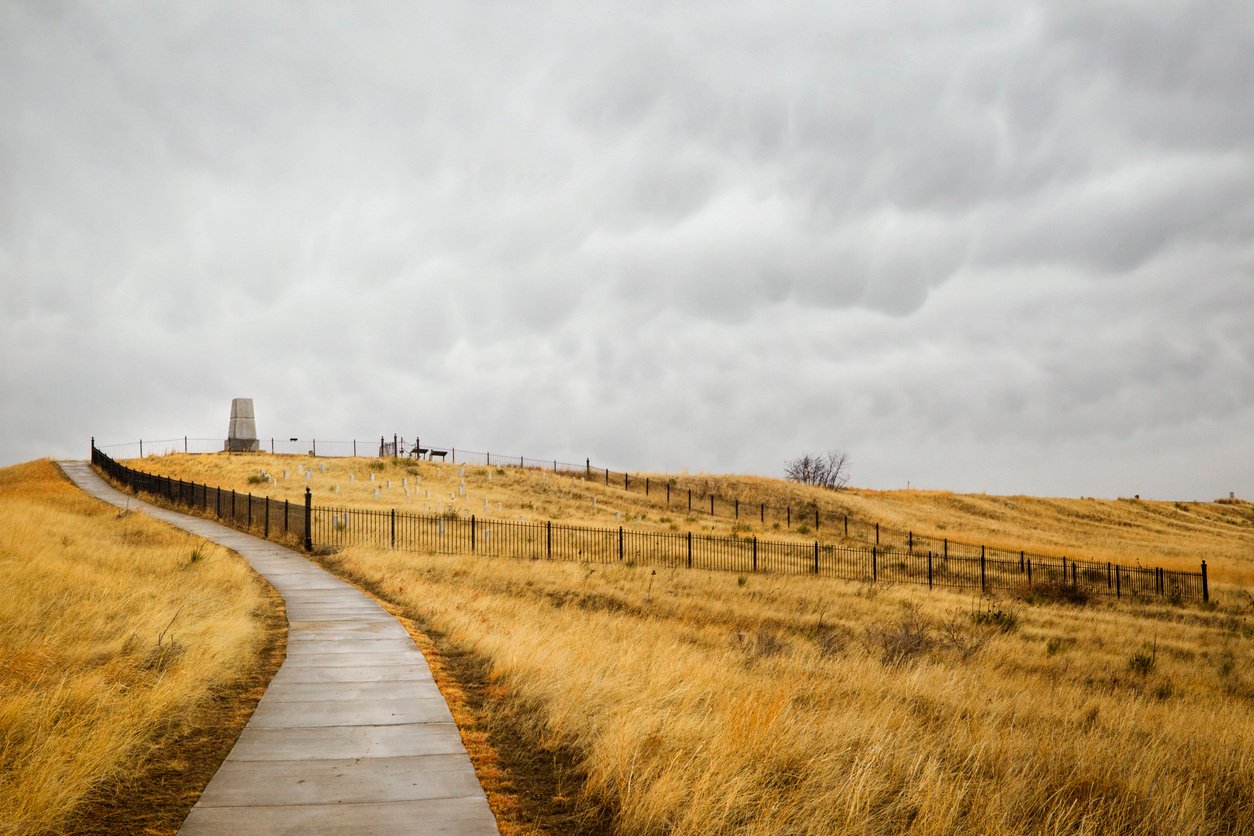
xmin=317 ymin=544 xmax=1253 ymax=834
xmin=0 ymin=460 xmax=283 ymax=835
xmin=124 ymin=453 xmax=1254 ymax=587
xmin=108 ymin=452 xmax=1254 ymax=832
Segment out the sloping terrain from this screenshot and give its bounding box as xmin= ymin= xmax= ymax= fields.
xmin=0 ymin=460 xmax=283 ymax=835
xmin=126 ymin=453 xmax=1254 ymax=586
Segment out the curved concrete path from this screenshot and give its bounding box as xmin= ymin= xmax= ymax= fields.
xmin=58 ymin=461 xmax=498 ymax=835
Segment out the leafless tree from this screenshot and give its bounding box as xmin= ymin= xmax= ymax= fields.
xmin=784 ymin=450 xmax=850 ymax=490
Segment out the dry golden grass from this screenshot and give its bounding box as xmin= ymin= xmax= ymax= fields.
xmin=128 ymin=453 xmax=1254 ymax=586
xmin=0 ymin=460 xmax=280 ymax=835
xmin=318 ymin=545 xmax=1254 ymax=835
xmin=117 ymin=452 xmax=1254 ymax=831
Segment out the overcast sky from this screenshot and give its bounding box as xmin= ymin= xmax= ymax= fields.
xmin=3 ymin=1 xmax=1252 ymax=500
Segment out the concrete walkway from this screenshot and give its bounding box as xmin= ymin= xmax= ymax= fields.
xmin=58 ymin=461 xmax=498 ymax=835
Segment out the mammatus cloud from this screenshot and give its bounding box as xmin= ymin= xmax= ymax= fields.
xmin=2 ymin=1 xmax=1252 ymax=501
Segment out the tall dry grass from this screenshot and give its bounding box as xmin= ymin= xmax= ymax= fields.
xmin=127 ymin=453 xmax=1254 ymax=586
xmin=319 ymin=545 xmax=1254 ymax=834
xmin=117 ymin=453 xmax=1254 ymax=830
xmin=0 ymin=460 xmax=276 ymax=834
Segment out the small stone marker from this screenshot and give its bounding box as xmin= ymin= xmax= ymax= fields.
xmin=282 ymin=469 xmax=288 ymax=479
xmin=402 ymin=478 xmax=407 ymax=488
xmin=369 ymin=473 xmax=375 ymax=482
xmin=349 ymin=473 xmax=355 ymax=481
xmin=386 ymin=480 xmax=392 ymax=488
xmin=459 ymin=467 xmax=465 ymax=477
xmin=459 ymin=481 xmax=466 ymax=495
xmin=332 ymin=484 xmax=339 ymax=494
xmin=616 ymin=512 xmax=622 ymax=522
xmin=373 ymin=488 xmax=380 ymax=499
xmin=319 ymin=463 xmax=326 ymax=473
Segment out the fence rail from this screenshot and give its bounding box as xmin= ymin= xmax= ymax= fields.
xmin=91 ymin=442 xmax=1209 ymax=603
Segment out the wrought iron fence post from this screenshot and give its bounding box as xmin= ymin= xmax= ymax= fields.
xmin=304 ymin=487 xmax=312 ymax=552
xmin=471 ymin=515 xmax=476 ymax=552
xmin=1201 ymin=561 xmax=1208 ymax=603
xmin=687 ymin=531 xmax=692 ymax=568
xmin=391 ymin=508 xmax=396 ymax=549
xmin=872 ymin=546 xmax=877 ymax=582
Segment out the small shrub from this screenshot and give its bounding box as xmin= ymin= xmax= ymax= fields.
xmin=246 ymin=473 xmax=267 ymax=486
xmin=797 ymin=524 xmax=811 ymax=535
xmin=938 ymin=612 xmax=990 ymax=660
xmin=970 ymin=604 xmax=1020 ymax=633
xmin=867 ymin=609 xmax=933 ymax=666
xmin=737 ymin=575 xmax=748 ymax=588
xmin=810 ymin=623 xmax=849 ymax=658
xmin=1128 ymin=642 xmax=1157 ymax=677
xmin=1025 ymin=580 xmax=1090 ymax=606
xmin=370 ymin=460 xmax=386 ymax=471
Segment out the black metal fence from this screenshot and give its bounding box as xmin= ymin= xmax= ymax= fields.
xmin=100 ymin=433 xmax=1174 ymax=581
xmin=92 ymin=442 xmax=311 ymax=550
xmin=92 ymin=441 xmax=1209 ymax=603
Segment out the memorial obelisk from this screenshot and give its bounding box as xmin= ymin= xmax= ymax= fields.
xmin=225 ymin=398 xmax=260 ymax=452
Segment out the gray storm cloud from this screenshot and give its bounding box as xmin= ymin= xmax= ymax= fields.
xmin=2 ymin=0 xmax=1252 ymax=500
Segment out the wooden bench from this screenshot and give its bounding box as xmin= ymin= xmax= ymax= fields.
xmin=428 ymin=449 xmax=448 ymax=461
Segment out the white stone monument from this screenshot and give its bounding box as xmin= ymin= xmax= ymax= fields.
xmin=225 ymin=398 xmax=260 ymax=452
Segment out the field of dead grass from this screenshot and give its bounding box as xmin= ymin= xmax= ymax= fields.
xmin=317 ymin=544 xmax=1253 ymax=834
xmin=0 ymin=460 xmax=282 ymax=835
xmin=117 ymin=452 xmax=1254 ymax=832
xmin=127 ymin=453 xmax=1254 ymax=586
